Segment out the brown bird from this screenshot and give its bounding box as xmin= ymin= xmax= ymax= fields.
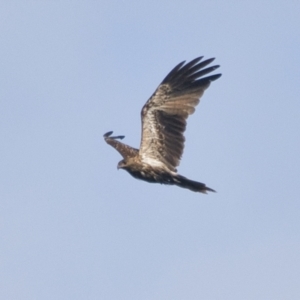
xmin=104 ymin=56 xmax=221 ymax=193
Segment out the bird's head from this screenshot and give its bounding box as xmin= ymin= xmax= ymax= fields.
xmin=117 ymin=159 xmax=127 ymax=170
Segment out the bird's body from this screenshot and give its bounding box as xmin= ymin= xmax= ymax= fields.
xmin=104 ymin=56 xmax=221 ymax=193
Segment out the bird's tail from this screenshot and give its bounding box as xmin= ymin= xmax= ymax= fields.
xmin=173 ymin=174 xmax=216 ymax=194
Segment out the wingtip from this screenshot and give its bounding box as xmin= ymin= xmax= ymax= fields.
xmin=104 ymin=131 xmax=113 ymax=138
xmin=104 ymin=131 xmax=125 ymax=140
xmin=209 ymin=73 xmax=222 ymax=81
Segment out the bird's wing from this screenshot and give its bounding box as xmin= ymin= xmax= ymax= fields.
xmin=104 ymin=131 xmax=139 ymax=159
xmin=139 ymin=57 xmax=221 ymax=171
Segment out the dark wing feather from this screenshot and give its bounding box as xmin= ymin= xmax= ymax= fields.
xmin=139 ymin=57 xmax=221 ymax=171
xmin=104 ymin=131 xmax=138 ymax=159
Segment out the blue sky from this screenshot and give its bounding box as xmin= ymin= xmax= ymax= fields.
xmin=1 ymin=1 xmax=300 ymax=299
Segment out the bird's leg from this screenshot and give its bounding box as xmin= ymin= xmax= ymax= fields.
xmin=103 ymin=131 xmax=125 ymax=140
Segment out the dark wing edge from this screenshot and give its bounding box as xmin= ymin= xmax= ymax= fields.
xmin=139 ymin=57 xmax=221 ymax=171
xmin=104 ymin=131 xmax=139 ymax=159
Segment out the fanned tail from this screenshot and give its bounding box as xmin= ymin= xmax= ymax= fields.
xmin=174 ymin=174 xmax=216 ymax=194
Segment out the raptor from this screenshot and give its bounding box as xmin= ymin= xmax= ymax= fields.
xmin=104 ymin=56 xmax=221 ymax=193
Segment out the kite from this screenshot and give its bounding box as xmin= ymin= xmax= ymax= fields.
xmin=104 ymin=56 xmax=221 ymax=193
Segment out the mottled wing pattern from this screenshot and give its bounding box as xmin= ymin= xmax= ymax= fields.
xmin=104 ymin=131 xmax=139 ymax=159
xmin=139 ymin=57 xmax=221 ymax=171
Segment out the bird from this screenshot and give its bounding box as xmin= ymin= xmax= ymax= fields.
xmin=104 ymin=56 xmax=221 ymax=193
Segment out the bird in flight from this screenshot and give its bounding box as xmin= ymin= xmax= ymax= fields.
xmin=104 ymin=56 xmax=221 ymax=193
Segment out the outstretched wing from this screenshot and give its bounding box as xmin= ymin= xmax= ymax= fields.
xmin=139 ymin=57 xmax=221 ymax=171
xmin=104 ymin=131 xmax=138 ymax=159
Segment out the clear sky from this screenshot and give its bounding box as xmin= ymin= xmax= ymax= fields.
xmin=1 ymin=1 xmax=300 ymax=299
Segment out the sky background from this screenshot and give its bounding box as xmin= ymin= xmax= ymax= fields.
xmin=1 ymin=1 xmax=300 ymax=299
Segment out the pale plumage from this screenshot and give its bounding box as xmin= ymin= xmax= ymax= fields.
xmin=104 ymin=56 xmax=221 ymax=193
